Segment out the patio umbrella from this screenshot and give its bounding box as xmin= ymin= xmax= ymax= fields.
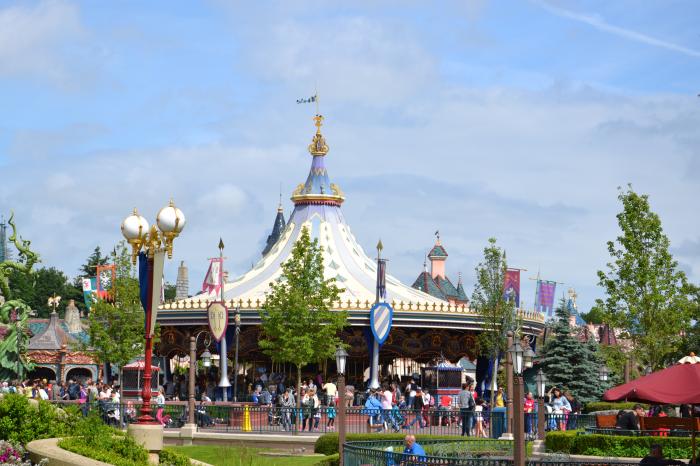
xmin=603 ymin=362 xmax=700 ymax=404
xmin=678 ymin=352 xmax=700 ymax=365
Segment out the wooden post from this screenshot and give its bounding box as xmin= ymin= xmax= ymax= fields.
xmin=506 ymin=331 xmax=514 ymax=434
xmin=188 ymin=336 xmax=196 ymax=425
xmin=338 ymin=374 xmax=346 ymax=466
xmin=513 ymin=375 xmax=525 ymax=466
xmin=537 ymin=396 xmax=545 ymax=440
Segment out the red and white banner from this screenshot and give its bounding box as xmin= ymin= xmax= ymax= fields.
xmin=202 ymin=258 xmax=223 ymax=295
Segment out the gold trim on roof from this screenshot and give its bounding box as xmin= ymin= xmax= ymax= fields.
xmin=308 ymin=115 xmax=329 ymax=156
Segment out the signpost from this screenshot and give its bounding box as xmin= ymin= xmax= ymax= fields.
xmin=207 ymin=301 xmax=228 ymax=342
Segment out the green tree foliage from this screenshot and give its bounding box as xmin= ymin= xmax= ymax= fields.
xmin=471 ymin=238 xmax=518 ymax=410
xmin=580 ymin=304 xmax=606 ymax=325
xmin=471 ymin=238 xmax=517 ymax=358
xmin=597 ymin=186 xmax=695 ymax=370
xmin=0 ymin=394 xmax=79 ymax=446
xmin=78 ymin=246 xmax=110 ymax=277
xmin=540 ymin=300 xmax=607 ymax=404
xmin=78 ymin=242 xmax=145 ymax=370
xmin=23 ymin=267 xmax=83 ymax=318
xmin=258 ymin=227 xmax=346 ymax=409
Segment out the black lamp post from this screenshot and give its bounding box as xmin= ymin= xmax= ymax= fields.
xmin=535 ymin=368 xmax=547 ymax=440
xmin=188 ymin=331 xmax=212 ymax=425
xmin=508 ymin=340 xmax=525 ymax=466
xmin=335 ymin=346 xmax=348 ymax=466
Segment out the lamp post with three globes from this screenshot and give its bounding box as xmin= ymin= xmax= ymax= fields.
xmin=121 ymin=201 xmax=185 ymax=423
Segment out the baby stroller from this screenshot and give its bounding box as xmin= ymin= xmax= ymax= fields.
xmin=390 ymin=405 xmax=406 ymax=428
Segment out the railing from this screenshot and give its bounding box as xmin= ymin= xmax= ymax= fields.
xmin=47 ymin=400 xmax=597 ymax=436
xmin=343 ymin=442 xmax=625 ymax=466
xmin=344 ymin=440 xmax=634 ymax=466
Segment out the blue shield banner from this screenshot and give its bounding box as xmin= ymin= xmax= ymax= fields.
xmin=370 ymin=302 xmax=393 ymax=345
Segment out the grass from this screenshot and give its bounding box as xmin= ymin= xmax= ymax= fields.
xmin=170 ymin=446 xmax=326 ymax=466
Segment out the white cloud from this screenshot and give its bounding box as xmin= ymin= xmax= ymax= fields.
xmin=0 ymin=0 xmax=92 ymax=86
xmin=534 ymin=0 xmax=700 ymax=58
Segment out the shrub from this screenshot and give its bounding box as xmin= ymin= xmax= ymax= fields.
xmin=544 ymin=431 xmax=578 ymax=453
xmin=159 ymin=449 xmax=191 ymax=466
xmin=583 ymin=402 xmax=648 ymax=413
xmin=58 ymin=414 xmax=149 ymax=466
xmin=314 ymin=453 xmax=339 ymax=466
xmin=545 ymin=432 xmax=692 ymax=459
xmin=314 ymin=433 xmax=510 ymax=456
xmin=0 ymin=440 xmax=47 ymax=466
xmin=0 ymin=394 xmax=76 ymax=446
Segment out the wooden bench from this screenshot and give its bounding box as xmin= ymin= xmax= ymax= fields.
xmin=595 ymin=414 xmax=618 ymax=428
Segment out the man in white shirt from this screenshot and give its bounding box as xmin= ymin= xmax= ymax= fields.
xmin=322 ymin=380 xmax=337 ymax=406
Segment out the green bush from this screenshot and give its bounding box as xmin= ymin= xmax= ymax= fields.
xmin=544 ymin=431 xmax=578 ymax=453
xmin=545 ymin=432 xmax=692 ymax=459
xmin=0 ymin=394 xmax=77 ymax=446
xmin=314 ymin=433 xmax=509 ymax=456
xmin=159 ymin=448 xmax=192 ymax=466
xmin=58 ymin=414 xmax=150 ymax=466
xmin=314 ymin=453 xmax=339 ymax=466
xmin=583 ymin=401 xmax=648 ymax=413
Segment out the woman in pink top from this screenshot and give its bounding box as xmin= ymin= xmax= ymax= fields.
xmin=524 ymin=392 xmax=535 ymax=438
xmin=381 ymin=385 xmax=399 ymax=431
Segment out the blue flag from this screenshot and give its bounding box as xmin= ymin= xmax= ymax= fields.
xmin=138 ymin=251 xmax=150 ymax=313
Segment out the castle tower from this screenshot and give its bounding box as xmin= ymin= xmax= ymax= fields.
xmin=175 ymin=261 xmax=189 ymax=299
xmin=262 ymin=198 xmax=286 ymax=256
xmin=427 ymin=234 xmax=448 ymax=280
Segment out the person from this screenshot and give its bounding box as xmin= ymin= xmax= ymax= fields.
xmin=404 ymin=387 xmax=425 ymax=429
xmin=458 ymin=382 xmax=475 ymax=436
xmin=364 ymin=388 xmax=384 ymax=431
xmin=326 ymin=403 xmax=336 ymax=430
xmin=279 ymin=388 xmax=295 ymax=432
xmin=616 ymin=404 xmax=645 ymax=432
xmin=474 ymin=398 xmax=486 ymax=438
xmin=405 ymin=378 xmax=417 ymax=409
xmin=549 ymin=387 xmax=571 ymax=431
xmin=322 ymin=379 xmax=337 ymax=407
xmin=421 ymin=389 xmax=432 ymax=428
xmin=401 ymin=434 xmax=426 ymax=465
xmin=565 ymin=391 xmax=580 ymax=430
xmin=639 ymin=444 xmax=685 ymax=465
xmin=495 ymin=387 xmax=506 ymax=408
xmin=381 ymin=385 xmax=400 ymax=432
xmin=155 ymin=388 xmax=168 ymax=426
xmin=524 ymin=392 xmax=536 ymax=438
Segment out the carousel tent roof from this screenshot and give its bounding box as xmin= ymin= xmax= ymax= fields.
xmin=179 ymin=115 xmax=445 ymax=309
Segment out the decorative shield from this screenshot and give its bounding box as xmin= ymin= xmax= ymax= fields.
xmin=370 ymin=302 xmax=393 ymax=345
xmin=207 ymin=301 xmax=228 ymax=342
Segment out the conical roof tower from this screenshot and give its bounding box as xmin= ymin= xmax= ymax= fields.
xmin=188 ymin=115 xmax=444 ymax=306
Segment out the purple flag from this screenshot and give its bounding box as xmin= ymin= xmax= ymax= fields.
xmin=536 ymin=280 xmax=557 ymax=317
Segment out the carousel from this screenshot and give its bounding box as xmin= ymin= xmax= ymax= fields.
xmin=155 ymin=115 xmax=545 ymax=389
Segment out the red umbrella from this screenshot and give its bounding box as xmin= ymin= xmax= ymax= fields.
xmin=603 ymin=362 xmax=700 ymax=404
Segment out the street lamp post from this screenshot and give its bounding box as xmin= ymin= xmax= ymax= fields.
xmin=188 ymin=331 xmax=212 ymax=425
xmin=508 ymin=340 xmax=525 ymax=466
xmin=535 ymin=369 xmax=547 ymax=440
xmin=599 ymin=365 xmax=609 ymax=383
xmin=121 ymin=201 xmax=186 ymax=423
xmin=335 ymin=346 xmax=348 ymax=466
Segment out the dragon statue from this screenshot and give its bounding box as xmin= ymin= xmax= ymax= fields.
xmin=0 ymin=213 xmax=40 ymax=379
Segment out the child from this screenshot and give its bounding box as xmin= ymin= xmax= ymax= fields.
xmin=474 ymin=397 xmax=486 ymax=438
xmin=326 ymin=403 xmax=336 ymax=429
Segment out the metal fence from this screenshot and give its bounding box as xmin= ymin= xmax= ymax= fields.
xmin=343 ymin=440 xmax=633 ymax=466
xmin=46 ymin=400 xmax=598 ymax=437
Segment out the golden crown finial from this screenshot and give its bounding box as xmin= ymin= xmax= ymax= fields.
xmin=308 ymin=114 xmax=329 ymax=156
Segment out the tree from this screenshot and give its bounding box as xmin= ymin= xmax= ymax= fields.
xmin=597 ymin=186 xmax=695 ymax=370
xmin=580 ymin=304 xmax=606 ymax=325
xmin=163 ymin=282 xmax=177 ymax=301
xmin=78 ymin=242 xmax=145 ymax=375
xmin=78 ymin=246 xmax=110 ymax=277
xmin=471 ymin=238 xmax=517 ymax=406
xmin=258 ymin=227 xmax=346 ymax=411
xmin=539 ymin=300 xmax=607 ymax=404
xmin=25 ymin=267 xmax=83 ymax=318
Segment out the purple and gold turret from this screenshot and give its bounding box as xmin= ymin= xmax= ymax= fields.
xmin=290 ymin=115 xmax=345 ymax=207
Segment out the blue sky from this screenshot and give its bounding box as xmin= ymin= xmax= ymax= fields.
xmin=1 ymin=0 xmax=699 ymax=313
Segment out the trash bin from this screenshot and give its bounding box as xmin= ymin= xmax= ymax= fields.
xmin=491 ymin=407 xmax=507 ymax=438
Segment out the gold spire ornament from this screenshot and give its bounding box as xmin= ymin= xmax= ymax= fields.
xmin=308 ymin=114 xmax=329 ymax=156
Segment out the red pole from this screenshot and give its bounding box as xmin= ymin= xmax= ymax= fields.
xmin=138 ymin=255 xmax=157 ymax=424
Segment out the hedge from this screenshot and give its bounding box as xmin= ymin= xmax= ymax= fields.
xmin=314 ymin=453 xmax=339 ymax=466
xmin=314 ymin=434 xmax=516 ymax=456
xmin=546 ymin=432 xmax=692 ymax=459
xmin=583 ymin=402 xmax=649 ymax=414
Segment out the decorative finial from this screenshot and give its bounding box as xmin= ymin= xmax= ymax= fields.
xmin=308 ymin=114 xmax=329 ymax=156
xmin=423 ymin=258 xmax=427 ymax=272
xmin=218 ymin=238 xmax=225 ymax=251
xmin=458 ymin=271 xmax=462 ymax=284
xmin=376 ymin=239 xmax=383 ymax=254
xmin=435 ymin=230 xmax=441 ymax=245
xmin=278 ymin=184 xmax=283 ymax=213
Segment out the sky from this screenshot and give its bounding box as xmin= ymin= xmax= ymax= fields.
xmin=1 ymin=0 xmax=699 ymax=313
